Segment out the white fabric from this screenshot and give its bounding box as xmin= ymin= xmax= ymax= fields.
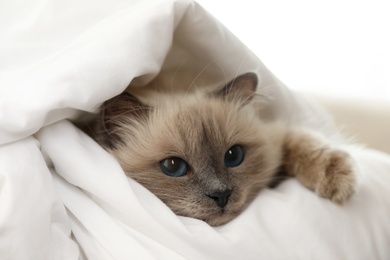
xmin=1 ymin=0 xmax=390 ymax=259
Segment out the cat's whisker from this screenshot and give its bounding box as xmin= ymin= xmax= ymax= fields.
xmin=237 ymin=91 xmax=259 ymax=107
xmin=255 ymin=92 xmax=275 ymax=101
xmin=186 ymin=59 xmax=217 ymax=95
xmin=214 ymin=62 xmax=228 ymax=88
xmin=170 ymin=57 xmax=188 ymax=92
xmin=234 ymin=81 xmax=280 ymax=107
xmin=104 ymin=107 xmax=153 ymax=124
xmin=257 ymin=83 xmax=284 ymax=94
xmin=228 ymin=55 xmax=249 ymax=95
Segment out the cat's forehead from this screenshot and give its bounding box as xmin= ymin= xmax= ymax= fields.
xmin=147 ymin=95 xmax=259 ymax=155
xmin=161 ymin=95 xmax=239 ymax=130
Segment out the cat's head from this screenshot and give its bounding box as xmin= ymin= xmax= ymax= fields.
xmin=97 ymin=73 xmax=283 ymax=226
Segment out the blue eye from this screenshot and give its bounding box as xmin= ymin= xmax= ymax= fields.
xmin=224 ymin=145 xmax=244 ymax=167
xmin=159 ymin=157 xmax=188 ymax=177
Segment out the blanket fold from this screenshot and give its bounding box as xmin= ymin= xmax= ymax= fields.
xmin=1 ymin=0 xmax=390 ymax=259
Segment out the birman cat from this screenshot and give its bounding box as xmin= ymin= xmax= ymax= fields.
xmin=94 ymin=73 xmax=356 ymax=226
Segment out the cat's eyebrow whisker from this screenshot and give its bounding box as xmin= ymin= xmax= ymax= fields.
xmin=255 ymin=92 xmax=275 ymax=101
xmin=257 ymin=83 xmax=283 ymax=94
xmin=170 ymin=57 xmax=188 ymax=92
xmin=237 ymin=92 xmax=258 ymax=106
xmin=223 ymin=55 xmax=249 ymax=96
xmin=186 ymin=59 xmax=217 ymax=95
xmin=230 ymin=55 xmax=249 ymax=95
xmin=235 ymin=82 xmax=280 ymax=106
xmin=104 ymin=107 xmax=153 ymax=125
xmin=215 ymin=62 xmax=227 ymax=88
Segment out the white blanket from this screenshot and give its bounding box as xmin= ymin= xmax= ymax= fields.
xmin=1 ymin=0 xmax=390 ymax=259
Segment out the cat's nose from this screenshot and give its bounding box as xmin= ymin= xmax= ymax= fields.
xmin=207 ymin=189 xmax=232 ymax=208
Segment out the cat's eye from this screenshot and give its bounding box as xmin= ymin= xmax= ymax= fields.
xmin=224 ymin=145 xmax=244 ymax=167
xmin=159 ymin=157 xmax=188 ymax=177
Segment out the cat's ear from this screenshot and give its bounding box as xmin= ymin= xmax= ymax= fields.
xmin=214 ymin=73 xmax=258 ymax=104
xmin=99 ymin=91 xmax=149 ymax=149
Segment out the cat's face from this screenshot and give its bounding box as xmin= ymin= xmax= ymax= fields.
xmin=98 ymin=74 xmax=284 ymax=226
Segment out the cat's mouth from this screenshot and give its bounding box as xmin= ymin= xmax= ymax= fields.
xmin=196 ymin=189 xmax=248 ymax=226
xmin=201 ymin=198 xmax=246 ymax=226
xmin=160 ymin=188 xmax=248 ymax=226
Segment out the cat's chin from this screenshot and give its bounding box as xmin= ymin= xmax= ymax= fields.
xmin=171 ymin=202 xmax=241 ymax=226
xmin=203 ymin=211 xmax=238 ymax=227
xmin=199 ymin=207 xmax=242 ymax=227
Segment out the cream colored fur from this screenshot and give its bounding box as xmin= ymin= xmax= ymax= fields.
xmin=93 ymin=73 xmax=356 ymax=226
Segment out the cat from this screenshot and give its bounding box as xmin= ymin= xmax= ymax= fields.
xmin=94 ymin=73 xmax=356 ymax=226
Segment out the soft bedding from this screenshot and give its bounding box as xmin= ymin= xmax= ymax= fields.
xmin=0 ymin=0 xmax=389 ymax=259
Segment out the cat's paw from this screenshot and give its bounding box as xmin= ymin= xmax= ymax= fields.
xmin=315 ymin=150 xmax=356 ymax=204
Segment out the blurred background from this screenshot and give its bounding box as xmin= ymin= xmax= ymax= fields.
xmin=197 ymin=0 xmax=389 ymax=100
xmin=197 ymin=0 xmax=390 ymax=153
